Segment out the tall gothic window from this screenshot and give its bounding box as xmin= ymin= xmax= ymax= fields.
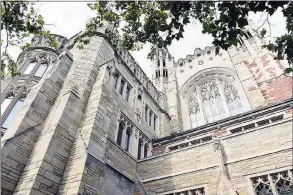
xmin=144 ymin=143 xmax=148 ymax=158
xmin=119 ymin=80 xmax=125 ymax=95
xmin=116 ymin=121 xmax=125 ymax=146
xmin=145 ymin=106 xmax=148 ymax=122
xmin=125 ymin=127 xmax=131 ymax=152
xmin=1 ymin=96 xmax=13 ymax=116
xmin=187 ymin=78 xmax=244 ymax=128
xmin=125 ymin=86 xmax=130 ymax=102
xmin=138 ymin=139 xmax=143 ymax=160
xmin=2 ymin=98 xmax=24 ymax=129
xmin=149 ymin=111 xmax=152 ymax=127
xmin=153 ymin=116 xmax=157 ymax=131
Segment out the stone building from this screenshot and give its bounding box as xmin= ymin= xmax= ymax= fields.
xmin=1 ymin=20 xmax=292 ymax=195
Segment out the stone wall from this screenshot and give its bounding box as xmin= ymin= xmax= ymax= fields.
xmin=137 ymin=101 xmax=293 ymax=195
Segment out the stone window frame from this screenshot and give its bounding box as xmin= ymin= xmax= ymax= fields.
xmin=144 ymin=102 xmax=159 ymax=132
xmin=0 ymin=82 xmax=32 ymax=133
xmin=246 ymin=167 xmax=293 ymax=195
xmin=115 ymin=112 xmax=152 ymax=160
xmin=1 ymin=98 xmax=24 ymax=130
xmin=180 ymin=68 xmax=251 ymax=130
xmin=112 ymin=69 xmax=134 ymax=105
xmin=157 ymin=185 xmax=208 ymax=195
xmin=20 ymin=52 xmax=52 ymax=79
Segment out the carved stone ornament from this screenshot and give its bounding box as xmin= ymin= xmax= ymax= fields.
xmin=6 ymin=83 xmax=32 ymax=99
xmin=137 ymin=85 xmax=144 ymax=97
xmin=135 ymin=129 xmax=139 ymax=138
xmin=37 ymin=52 xmax=50 ymax=65
xmin=212 ymin=137 xmax=222 ymax=151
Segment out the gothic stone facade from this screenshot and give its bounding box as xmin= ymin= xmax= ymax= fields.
xmin=1 ymin=21 xmax=292 ymax=195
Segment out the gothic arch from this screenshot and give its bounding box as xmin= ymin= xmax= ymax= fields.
xmin=179 ymin=67 xmax=251 ymax=129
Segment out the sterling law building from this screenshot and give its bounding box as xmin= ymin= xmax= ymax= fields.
xmin=1 ymin=20 xmax=292 ymax=195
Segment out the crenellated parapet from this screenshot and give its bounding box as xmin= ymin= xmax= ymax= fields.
xmin=176 ymin=46 xmax=221 ymax=68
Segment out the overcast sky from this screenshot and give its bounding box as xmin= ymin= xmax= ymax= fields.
xmin=3 ymin=2 xmax=287 ymax=78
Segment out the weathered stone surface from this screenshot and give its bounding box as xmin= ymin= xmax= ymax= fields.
xmin=1 ymin=21 xmax=292 ymax=195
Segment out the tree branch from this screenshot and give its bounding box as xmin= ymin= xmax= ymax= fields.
xmin=3 ymin=1 xmax=9 ymax=54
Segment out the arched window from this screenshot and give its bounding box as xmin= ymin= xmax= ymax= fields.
xmin=138 ymin=138 xmax=143 ymax=160
xmin=116 ymin=121 xmax=125 ymax=146
xmin=144 ymin=143 xmax=149 ymax=158
xmin=125 ymin=127 xmax=132 ymax=152
xmin=2 ymin=98 xmax=24 ymax=129
xmin=186 ymin=77 xmax=244 ymax=128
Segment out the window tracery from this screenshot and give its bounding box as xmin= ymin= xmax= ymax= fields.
xmin=185 ymin=75 xmax=245 ymax=128
xmin=251 ymin=169 xmax=293 ymax=195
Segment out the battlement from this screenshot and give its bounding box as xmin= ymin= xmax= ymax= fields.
xmin=176 ymin=46 xmax=220 ymax=67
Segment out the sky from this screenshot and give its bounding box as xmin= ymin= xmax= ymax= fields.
xmin=2 ymin=2 xmax=287 ymax=78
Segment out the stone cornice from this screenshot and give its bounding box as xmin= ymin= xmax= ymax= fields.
xmin=153 ymin=98 xmax=293 ymax=145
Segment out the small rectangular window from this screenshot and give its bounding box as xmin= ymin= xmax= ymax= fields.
xmin=2 ymin=99 xmax=24 ymax=129
xmin=157 ymin=60 xmax=160 ymax=68
xmin=34 ymin=64 xmax=48 ymax=78
xmin=163 ymin=60 xmax=166 ymax=67
xmin=23 ymin=62 xmax=36 ymax=75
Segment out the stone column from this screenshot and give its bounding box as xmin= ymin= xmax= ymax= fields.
xmin=147 ymin=142 xmax=152 ymax=157
xmin=140 ymin=138 xmax=145 ymax=159
xmin=131 ymin=128 xmax=139 ymax=159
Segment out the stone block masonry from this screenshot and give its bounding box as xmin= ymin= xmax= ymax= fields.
xmin=1 ymin=21 xmax=292 ymax=195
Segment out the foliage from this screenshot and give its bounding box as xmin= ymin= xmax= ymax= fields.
xmin=0 ymin=1 xmax=58 ymax=78
xmin=83 ymin=1 xmax=293 ymax=69
xmin=1 ymin=1 xmax=292 ymax=78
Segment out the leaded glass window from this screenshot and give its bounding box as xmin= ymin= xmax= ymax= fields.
xmin=2 ymin=99 xmax=24 ymax=129
xmin=187 ymin=78 xmax=244 ymax=128
xmin=251 ymin=169 xmax=293 ymax=195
